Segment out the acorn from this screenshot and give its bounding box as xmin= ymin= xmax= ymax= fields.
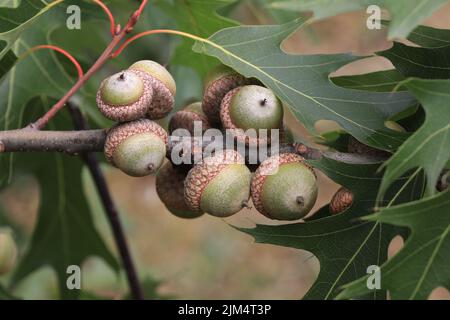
xmin=202 ymin=65 xmax=253 ymax=125
xmin=184 ymin=149 xmax=252 ymax=217
xmin=0 ymin=228 xmax=17 ymax=276
xmin=156 ymin=162 xmax=204 ymax=219
xmin=168 ymin=102 xmax=212 ymax=135
xmin=96 ymin=70 xmax=154 ymax=122
xmin=104 ymin=119 xmax=168 ymax=177
xmin=220 ymin=85 xmax=283 ymax=145
xmin=348 ymin=121 xmax=406 ymax=157
xmin=329 ymin=187 xmax=353 ymax=214
xmin=251 ymin=153 xmax=318 ymax=220
xmin=129 ymin=60 xmax=175 ymax=119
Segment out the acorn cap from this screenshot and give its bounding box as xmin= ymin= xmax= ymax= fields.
xmin=156 ymin=162 xmax=204 ymax=219
xmin=169 ymin=102 xmax=211 ymax=135
xmin=104 ymin=119 xmax=168 ymax=164
xmin=129 ymin=60 xmax=175 ymax=120
xmin=0 ymin=228 xmax=17 ymax=275
xmin=184 ymin=150 xmax=250 ymax=217
xmin=97 ymin=70 xmax=154 ymax=122
xmin=329 ymin=187 xmax=353 ymax=214
xmin=202 ymin=66 xmax=252 ymax=125
xmin=251 ymin=153 xmax=317 ymax=220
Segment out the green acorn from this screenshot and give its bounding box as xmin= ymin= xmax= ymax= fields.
xmin=129 ymin=60 xmax=176 ymax=119
xmin=184 ymin=150 xmax=251 ymax=217
xmin=202 ymin=65 xmax=253 ymax=125
xmin=104 ymin=119 xmax=168 ymax=177
xmin=220 ymin=85 xmax=283 ymax=145
xmin=156 ymin=162 xmax=204 ymax=219
xmin=251 ymin=153 xmax=318 ymax=220
xmin=96 ymin=70 xmax=154 ymax=122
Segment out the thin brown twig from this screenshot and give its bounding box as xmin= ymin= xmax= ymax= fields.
xmin=68 ymin=103 xmax=144 ymax=300
xmin=27 ymin=0 xmax=149 ymax=130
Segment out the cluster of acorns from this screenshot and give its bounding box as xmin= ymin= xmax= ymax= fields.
xmin=97 ymin=61 xmax=319 ymax=220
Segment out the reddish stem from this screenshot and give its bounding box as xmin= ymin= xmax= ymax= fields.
xmin=28 ymin=0 xmax=148 ymax=130
xmin=20 ymin=45 xmax=84 ymax=79
xmin=111 ymin=29 xmax=203 ymax=58
xmin=93 ymin=0 xmax=116 ymax=36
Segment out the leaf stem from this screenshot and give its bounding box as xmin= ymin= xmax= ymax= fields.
xmin=93 ymin=0 xmax=116 ymax=36
xmin=27 ymin=0 xmax=149 ymax=130
xmin=18 ymin=45 xmax=84 ymax=79
xmin=111 ymin=29 xmax=206 ymax=58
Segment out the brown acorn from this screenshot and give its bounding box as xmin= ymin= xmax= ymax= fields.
xmin=251 ymin=153 xmax=317 ymax=220
xmin=168 ymin=102 xmax=212 ymax=135
xmin=104 ymin=119 xmax=168 ymax=177
xmin=96 ymin=70 xmax=154 ymax=122
xmin=129 ymin=60 xmax=176 ymax=119
xmin=202 ymin=65 xmax=253 ymax=125
xmin=220 ymin=85 xmax=284 ymax=146
xmin=184 ymin=149 xmax=252 ymax=217
xmin=329 ymin=187 xmax=353 ymax=214
xmin=156 ymin=162 xmax=204 ymax=219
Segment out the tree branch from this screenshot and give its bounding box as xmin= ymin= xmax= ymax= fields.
xmin=0 ymin=129 xmax=106 ymax=153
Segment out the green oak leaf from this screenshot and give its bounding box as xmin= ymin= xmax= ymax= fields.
xmin=239 ymin=154 xmax=424 ymax=299
xmin=332 ymin=70 xmax=406 ymax=92
xmin=0 ymin=0 xmax=62 ymax=62
xmin=268 ymin=0 xmax=450 ymax=40
xmin=158 ymin=0 xmax=238 ymax=77
xmin=406 ymin=24 xmax=450 ymax=48
xmin=378 ymin=78 xmax=450 ymax=198
xmin=338 ymin=189 xmax=450 ymax=300
xmin=379 ymin=42 xmax=450 ymax=79
xmin=192 ymin=18 xmax=415 ymax=151
xmin=8 ymin=98 xmax=119 ymax=299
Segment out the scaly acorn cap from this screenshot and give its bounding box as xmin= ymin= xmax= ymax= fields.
xmin=104 ymin=119 xmax=168 ymax=177
xmin=96 ymin=70 xmax=154 ymax=122
xmin=0 ymin=228 xmax=17 ymax=275
xmin=251 ymin=153 xmax=317 ymax=220
xmin=329 ymin=187 xmax=353 ymax=214
xmin=168 ymin=102 xmax=212 ymax=135
xmin=184 ymin=149 xmax=251 ymax=217
xmin=156 ymin=162 xmax=204 ymax=219
xmin=129 ymin=60 xmax=175 ymax=119
xmin=202 ymin=65 xmax=253 ymax=125
xmin=220 ymin=85 xmax=283 ymax=145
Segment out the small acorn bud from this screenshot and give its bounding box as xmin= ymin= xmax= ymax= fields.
xmin=202 ymin=65 xmax=253 ymax=125
xmin=184 ymin=150 xmax=252 ymax=217
xmin=156 ymin=162 xmax=204 ymax=219
xmin=329 ymin=187 xmax=353 ymax=214
xmin=251 ymin=153 xmax=318 ymax=220
xmin=104 ymin=119 xmax=168 ymax=177
xmin=168 ymin=102 xmax=212 ymax=135
xmin=96 ymin=70 xmax=154 ymax=122
xmin=220 ymin=85 xmax=283 ymax=145
xmin=0 ymin=228 xmax=18 ymax=276
xmin=129 ymin=60 xmax=176 ymax=119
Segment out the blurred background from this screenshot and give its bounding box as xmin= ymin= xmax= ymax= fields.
xmin=0 ymin=0 xmax=449 ymax=299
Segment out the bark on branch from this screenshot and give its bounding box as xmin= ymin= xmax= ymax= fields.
xmin=0 ymin=129 xmax=106 ymax=153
